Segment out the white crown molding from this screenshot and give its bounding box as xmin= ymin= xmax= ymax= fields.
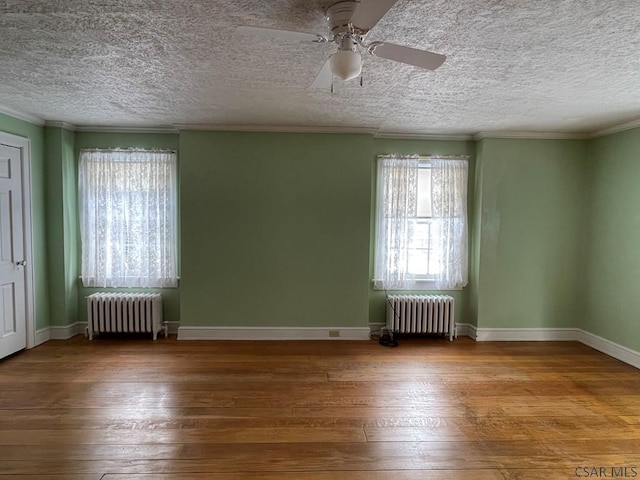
xmin=473 ymin=131 xmax=589 ymax=141
xmin=0 ymin=104 xmax=44 ymax=126
xmin=589 ymin=118 xmax=640 ymax=138
xmin=174 ymin=124 xmax=378 ymax=135
xmin=44 ymin=120 xmax=77 ymax=131
xmin=2 ymin=105 xmax=636 ymax=140
xmin=177 ymin=326 xmax=371 ymax=341
xmin=36 ymin=122 xmax=640 ymax=139
xmin=374 ymin=132 xmax=474 ymax=141
xmin=74 ymin=125 xmax=178 ymax=134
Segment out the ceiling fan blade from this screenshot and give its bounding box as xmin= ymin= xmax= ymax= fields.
xmin=310 ymin=59 xmax=333 ymax=89
xmin=368 ymin=42 xmax=446 ymax=70
xmin=350 ymin=0 xmax=399 ymax=34
xmin=236 ymin=26 xmax=323 ymax=43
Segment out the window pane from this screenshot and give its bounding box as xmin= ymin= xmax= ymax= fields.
xmin=407 ymin=249 xmax=429 ymax=275
xmin=428 ymin=253 xmax=442 ymax=276
xmin=417 ymin=168 xmax=432 ymax=217
xmin=408 ymin=220 xmax=430 ymax=249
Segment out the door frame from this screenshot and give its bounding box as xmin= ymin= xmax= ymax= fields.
xmin=0 ymin=131 xmax=35 ymax=349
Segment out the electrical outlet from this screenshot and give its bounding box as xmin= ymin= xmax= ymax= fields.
xmin=329 ymin=330 xmax=340 ymax=338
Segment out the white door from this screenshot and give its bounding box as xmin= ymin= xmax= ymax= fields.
xmin=0 ymin=143 xmax=26 ymax=358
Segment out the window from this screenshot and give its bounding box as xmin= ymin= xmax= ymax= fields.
xmin=78 ymin=148 xmax=178 ymax=288
xmin=373 ymin=154 xmax=468 ymax=290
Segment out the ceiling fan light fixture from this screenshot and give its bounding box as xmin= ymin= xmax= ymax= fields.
xmin=329 ymin=50 xmax=362 ymax=81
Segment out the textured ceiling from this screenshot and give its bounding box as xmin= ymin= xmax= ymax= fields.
xmin=1 ymin=0 xmax=639 ymax=135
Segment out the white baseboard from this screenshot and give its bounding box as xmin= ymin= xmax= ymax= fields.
xmin=475 ymin=327 xmax=577 ymax=342
xmin=33 ymin=320 xmax=640 ymax=370
xmin=34 ymin=321 xmax=179 ymax=344
xmin=369 ymin=322 xmax=477 ymax=340
xmin=34 ymin=322 xmax=85 ymax=345
xmin=34 ymin=327 xmax=51 ymax=346
xmin=51 ymin=322 xmax=84 ymax=340
xmin=470 ymin=327 xmax=640 ymax=370
xmin=455 ymin=323 xmax=477 ymax=339
xmin=177 ymin=326 xmax=371 ymax=341
xmin=576 ymin=329 xmax=640 ymax=370
xmin=165 ymin=321 xmax=180 ymax=335
xmin=368 ymin=322 xmax=386 ymax=333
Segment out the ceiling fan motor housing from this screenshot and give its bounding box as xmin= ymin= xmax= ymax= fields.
xmin=326 ymin=1 xmax=360 ymax=35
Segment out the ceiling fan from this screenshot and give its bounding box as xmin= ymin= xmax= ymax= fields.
xmin=236 ymin=0 xmax=446 ymax=89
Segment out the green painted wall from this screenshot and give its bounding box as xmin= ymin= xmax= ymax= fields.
xmin=368 ymin=138 xmax=477 ymax=326
xmin=62 ymin=128 xmax=78 ymax=326
xmin=476 ymin=138 xmax=588 ymax=329
xmin=6 ymin=109 xmax=640 ymax=355
xmin=0 ymin=114 xmax=49 ymax=330
xmin=179 ymin=131 xmax=372 ymax=328
xmin=74 ymin=132 xmax=181 ymax=324
xmin=44 ymin=126 xmax=78 ymax=326
xmin=468 ymin=140 xmax=486 ymax=327
xmin=75 ymin=132 xmax=180 ymax=152
xmin=585 ymin=127 xmax=640 ymax=351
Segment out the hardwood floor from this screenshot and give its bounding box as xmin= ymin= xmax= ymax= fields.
xmin=0 ymin=335 xmax=639 ymax=479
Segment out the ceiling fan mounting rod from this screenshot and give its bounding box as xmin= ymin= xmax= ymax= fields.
xmin=335 ymin=32 xmax=363 ymax=51
xmin=343 ymin=33 xmax=378 ymax=54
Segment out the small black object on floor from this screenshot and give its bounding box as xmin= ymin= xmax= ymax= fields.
xmin=379 ymin=331 xmax=398 ymax=347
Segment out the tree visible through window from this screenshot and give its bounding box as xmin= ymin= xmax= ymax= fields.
xmin=78 ymin=149 xmax=178 ymax=288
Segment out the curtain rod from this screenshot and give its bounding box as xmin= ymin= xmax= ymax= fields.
xmin=79 ymin=147 xmax=176 ymax=154
xmin=377 ymin=154 xmax=470 ymax=160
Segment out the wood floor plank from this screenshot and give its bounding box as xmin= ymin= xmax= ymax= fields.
xmin=501 ymin=469 xmax=607 ymax=480
xmin=99 ymin=471 xmax=507 ymax=480
xmin=620 ymin=415 xmax=640 ymax=424
xmin=0 ymin=476 xmax=100 ymax=480
xmin=1 ymin=336 xmax=639 ymax=476
xmin=0 ymin=426 xmax=366 ymax=445
xmin=2 ymin=452 xmax=639 ymax=475
xmin=0 ymin=412 xmax=364 ymax=430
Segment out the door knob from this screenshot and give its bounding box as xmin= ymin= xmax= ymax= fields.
xmin=15 ymin=260 xmax=26 ymax=266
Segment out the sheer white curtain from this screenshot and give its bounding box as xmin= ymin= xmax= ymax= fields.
xmin=432 ymin=157 xmax=468 ymax=289
xmin=374 ymin=155 xmax=420 ymax=289
xmin=78 ymin=149 xmax=178 ymax=288
xmin=373 ymin=154 xmax=468 ymax=290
